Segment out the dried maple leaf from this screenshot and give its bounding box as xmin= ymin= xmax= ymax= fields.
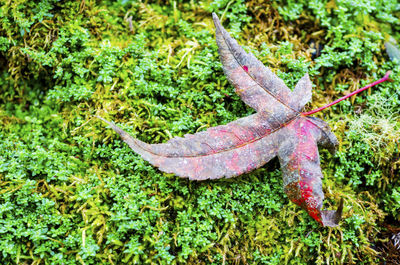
xmin=98 ymin=13 xmax=391 ymax=227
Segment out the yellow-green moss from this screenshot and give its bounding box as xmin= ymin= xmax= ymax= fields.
xmin=0 ymin=0 xmax=399 ymax=264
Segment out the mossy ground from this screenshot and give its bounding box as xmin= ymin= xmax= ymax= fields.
xmin=0 ymin=0 xmax=399 ymax=264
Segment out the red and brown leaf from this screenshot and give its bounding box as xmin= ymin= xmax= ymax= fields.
xmin=99 ymin=13 xmax=391 ymax=227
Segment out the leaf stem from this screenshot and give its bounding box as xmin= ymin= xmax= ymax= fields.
xmin=301 ymin=71 xmax=392 ymax=116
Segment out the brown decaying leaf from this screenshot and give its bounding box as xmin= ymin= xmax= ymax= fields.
xmin=98 ymin=13 xmax=345 ymax=227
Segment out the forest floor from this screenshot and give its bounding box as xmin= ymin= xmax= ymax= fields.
xmin=0 ymin=1 xmax=399 ymax=264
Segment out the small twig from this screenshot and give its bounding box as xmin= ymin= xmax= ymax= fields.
xmin=302 ymin=71 xmax=392 ymax=116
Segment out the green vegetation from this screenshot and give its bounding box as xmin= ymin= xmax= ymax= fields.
xmin=0 ymin=0 xmax=399 ymax=264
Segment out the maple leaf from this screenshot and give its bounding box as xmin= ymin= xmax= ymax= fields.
xmin=97 ymin=13 xmax=391 ymax=227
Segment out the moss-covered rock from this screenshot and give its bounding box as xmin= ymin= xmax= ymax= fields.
xmin=0 ymin=0 xmax=399 ymax=264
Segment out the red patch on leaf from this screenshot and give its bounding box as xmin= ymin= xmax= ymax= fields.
xmin=243 ymin=65 xmax=248 ymax=72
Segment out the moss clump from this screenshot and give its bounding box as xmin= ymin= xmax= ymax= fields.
xmin=0 ymin=0 xmax=399 ymax=264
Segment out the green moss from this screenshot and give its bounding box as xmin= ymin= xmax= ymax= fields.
xmin=0 ymin=0 xmax=399 ymax=264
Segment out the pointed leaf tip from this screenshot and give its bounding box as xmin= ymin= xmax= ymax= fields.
xmin=212 ymin=12 xmax=218 ymax=21
xmin=212 ymin=13 xmax=221 ymax=28
xmin=321 ymin=198 xmax=344 ymax=227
